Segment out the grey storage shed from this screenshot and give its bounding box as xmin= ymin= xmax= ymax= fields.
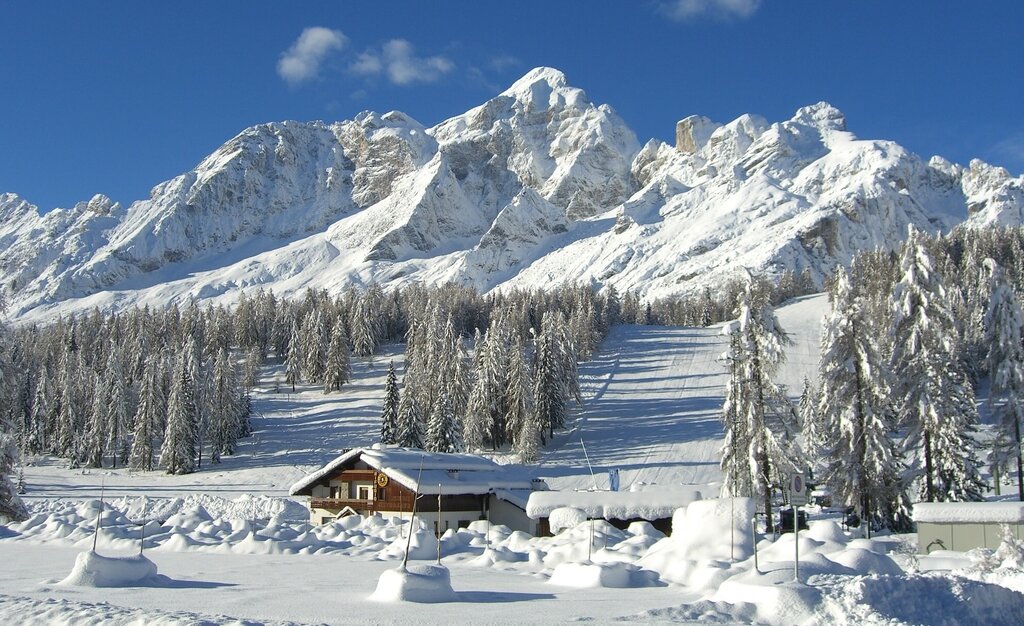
xmin=913 ymin=502 xmax=1024 ymax=553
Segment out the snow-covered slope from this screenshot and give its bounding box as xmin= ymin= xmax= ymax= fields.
xmin=3 ymin=68 xmax=1023 ymax=320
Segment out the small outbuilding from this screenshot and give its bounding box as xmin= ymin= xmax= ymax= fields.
xmin=913 ymin=501 xmax=1024 ymax=553
xmin=290 ymin=446 xmax=545 ymax=535
xmin=526 ymin=487 xmax=703 ymax=535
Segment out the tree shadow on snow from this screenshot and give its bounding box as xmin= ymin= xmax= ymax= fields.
xmin=454 ymin=591 xmax=557 ymax=603
xmin=146 ymin=575 xmax=238 ymax=590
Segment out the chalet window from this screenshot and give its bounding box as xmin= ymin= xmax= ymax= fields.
xmin=377 ymin=488 xmax=386 ymax=501
xmin=358 ymin=485 xmax=372 ymax=500
xmin=330 ymin=486 xmax=341 ymax=499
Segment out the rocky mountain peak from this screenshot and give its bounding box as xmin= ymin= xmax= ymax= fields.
xmin=790 ymin=101 xmax=847 ymax=132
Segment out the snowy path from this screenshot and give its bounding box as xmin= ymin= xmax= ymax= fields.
xmin=540 ymin=294 xmax=825 ymax=493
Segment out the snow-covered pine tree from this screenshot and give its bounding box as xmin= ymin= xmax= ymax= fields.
xmin=323 ymin=315 xmax=351 ymax=393
xmin=483 ymin=313 xmax=513 ymax=449
xmin=284 ymin=317 xmax=302 ymax=392
xmin=720 ymin=325 xmax=754 ymax=499
xmin=85 ymin=372 xmax=107 ymax=468
xmin=395 ymin=374 xmax=424 ymax=449
xmin=27 ymin=364 xmax=50 ymax=455
xmin=207 ymin=348 xmax=236 ymax=462
xmin=105 ymin=348 xmax=131 ymax=468
xmin=129 ymin=356 xmax=162 ymax=471
xmin=194 ymin=355 xmax=213 ymax=469
xmin=350 ymin=296 xmax=376 ymax=357
xmin=516 ymin=403 xmax=542 ymax=464
xmin=426 ymin=388 xmax=462 ymax=453
xmin=440 ymin=314 xmax=470 ymax=421
xmin=380 ymin=361 xmax=400 ymax=444
xmin=983 ymin=258 xmax=1024 ymax=500
xmin=159 ymin=343 xmax=199 ymax=475
xmin=720 ymin=275 xmax=798 ymax=531
xmin=463 ymin=329 xmax=491 ymax=451
xmin=242 ymin=345 xmax=263 ymax=391
xmin=932 ymin=371 xmax=985 ymax=501
xmin=0 ymin=424 xmax=27 ymax=521
xmin=301 ymin=309 xmax=327 ymax=385
xmin=890 ymin=226 xmax=982 ymax=502
xmin=818 ymin=268 xmax=906 ymax=529
xmin=55 ymin=348 xmax=81 ymax=463
xmin=0 ymin=303 xmax=28 ymax=520
xmin=797 ymin=377 xmax=823 ymax=468
xmin=504 ymin=335 xmax=533 ymax=448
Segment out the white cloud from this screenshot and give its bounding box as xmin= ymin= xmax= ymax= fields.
xmin=664 ymin=0 xmax=761 ymax=21
xmin=489 ymin=55 xmax=522 ymax=72
xmin=994 ymin=133 xmax=1024 ymax=163
xmin=350 ymin=39 xmax=454 ymax=85
xmin=277 ymin=27 xmax=347 ymax=85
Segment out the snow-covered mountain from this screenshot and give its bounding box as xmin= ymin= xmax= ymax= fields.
xmin=3 ymin=67 xmax=1023 ymax=320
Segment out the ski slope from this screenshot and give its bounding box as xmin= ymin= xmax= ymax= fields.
xmin=540 ymin=294 xmax=825 ymax=494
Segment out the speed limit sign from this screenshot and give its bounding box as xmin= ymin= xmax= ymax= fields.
xmin=790 ymin=473 xmax=807 ymax=505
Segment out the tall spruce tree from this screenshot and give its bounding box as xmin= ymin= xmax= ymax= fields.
xmin=160 ymin=344 xmax=199 ymax=474
xmin=395 ymin=377 xmax=424 ymax=449
xmin=719 ymin=276 xmax=798 ymax=531
xmin=284 ymin=318 xmax=302 ymax=392
xmin=426 ymin=388 xmax=462 ymax=453
xmin=380 ymin=361 xmax=400 ymax=444
xmin=890 ymin=227 xmax=983 ymax=502
xmin=983 ymin=258 xmax=1024 ymax=500
xmin=323 ymin=315 xmax=352 ymax=393
xmin=104 ymin=348 xmax=131 ymax=468
xmin=818 ymin=268 xmax=905 ymax=529
xmin=129 ymin=356 xmax=162 ymax=471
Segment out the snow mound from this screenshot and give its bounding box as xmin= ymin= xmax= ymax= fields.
xmin=827 ymin=548 xmax=904 ymax=576
xmin=548 ymin=561 xmax=652 ymax=588
xmin=369 ymin=564 xmax=455 ymax=603
xmin=713 ymin=578 xmax=823 ymax=624
xmin=378 ymin=520 xmax=439 ymax=560
xmin=548 ymin=506 xmax=587 ymax=534
xmin=58 ymin=550 xmax=159 ymax=587
xmin=817 ymin=573 xmax=1024 ymax=626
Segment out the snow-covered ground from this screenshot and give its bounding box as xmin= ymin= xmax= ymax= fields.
xmin=5 ymin=294 xmax=1024 ymax=624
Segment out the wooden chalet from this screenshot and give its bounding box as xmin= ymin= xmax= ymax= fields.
xmin=290 ymin=446 xmax=544 ymax=535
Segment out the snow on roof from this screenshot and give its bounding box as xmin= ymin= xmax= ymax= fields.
xmin=526 ymin=488 xmax=702 ymax=521
xmin=912 ymin=502 xmax=1024 ymax=524
xmin=289 ymin=446 xmax=535 ymax=497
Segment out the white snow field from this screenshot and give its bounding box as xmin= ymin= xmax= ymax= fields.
xmin=4 ymin=294 xmax=1024 ymax=624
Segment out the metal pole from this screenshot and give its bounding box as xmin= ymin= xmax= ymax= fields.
xmin=589 ymin=519 xmax=594 ymax=563
xmin=437 ymin=483 xmax=442 ymax=565
xmin=402 ymin=458 xmax=425 ymax=572
xmin=752 ymin=516 xmax=759 ymax=574
xmin=794 ymin=506 xmax=800 ymax=583
xmin=92 ymin=479 xmax=105 ymax=553
xmin=579 ymin=436 xmax=599 ymax=491
xmin=730 ymin=497 xmax=735 ymax=562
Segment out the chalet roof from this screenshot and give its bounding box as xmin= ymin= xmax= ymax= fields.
xmin=912 ymin=501 xmax=1024 ymax=524
xmin=525 ymin=487 xmax=703 ymax=521
xmin=289 ymin=446 xmax=538 ymax=497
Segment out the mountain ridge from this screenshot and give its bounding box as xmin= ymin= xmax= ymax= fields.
xmin=3 ymin=67 xmax=1023 ymax=321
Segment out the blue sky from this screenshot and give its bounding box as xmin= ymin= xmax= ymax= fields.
xmin=2 ymin=1 xmax=1022 ymax=211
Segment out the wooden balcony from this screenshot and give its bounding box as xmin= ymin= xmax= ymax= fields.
xmin=311 ymin=498 xmax=375 ymax=510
